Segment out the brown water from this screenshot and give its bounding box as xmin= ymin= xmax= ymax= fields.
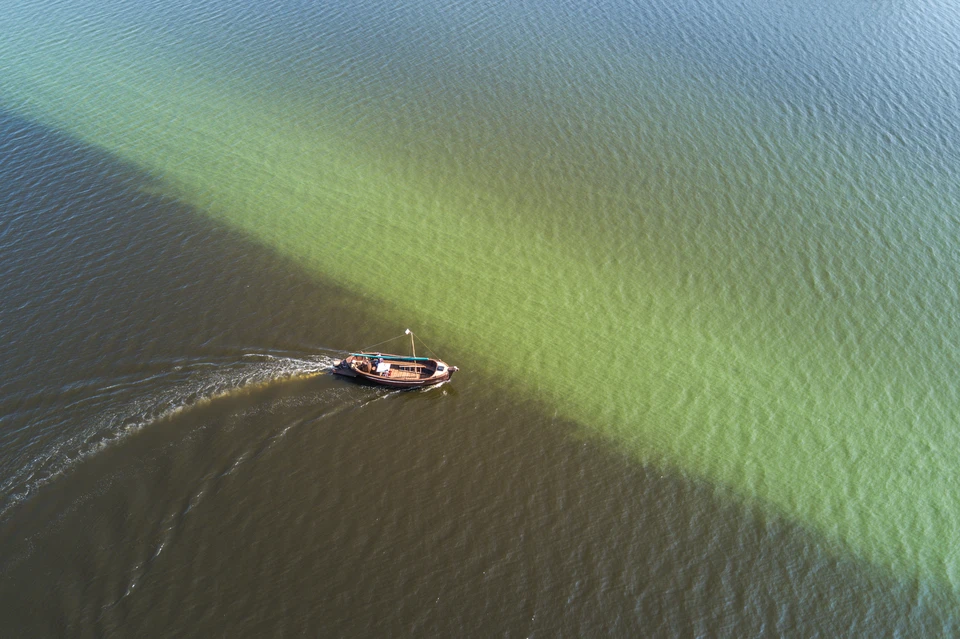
xmin=3 ymin=0 xmax=960 ymax=634
xmin=0 ymin=110 xmax=955 ymax=636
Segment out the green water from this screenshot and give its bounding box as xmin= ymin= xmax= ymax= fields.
xmin=4 ymin=0 xmax=960 ymax=590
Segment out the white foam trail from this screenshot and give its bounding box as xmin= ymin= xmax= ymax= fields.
xmin=0 ymin=352 xmax=337 ymax=521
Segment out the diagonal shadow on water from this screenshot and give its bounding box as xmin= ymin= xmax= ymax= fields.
xmin=0 ymin=110 xmax=955 ymax=635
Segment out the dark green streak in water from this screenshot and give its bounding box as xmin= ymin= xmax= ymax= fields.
xmin=3 ymin=0 xmax=960 ymax=590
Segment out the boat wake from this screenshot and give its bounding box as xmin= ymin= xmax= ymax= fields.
xmin=93 ymin=363 xmax=410 ymax=612
xmin=0 ymin=350 xmax=337 ymax=522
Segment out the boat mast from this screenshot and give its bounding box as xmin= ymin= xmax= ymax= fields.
xmin=405 ymin=328 xmax=416 ymax=358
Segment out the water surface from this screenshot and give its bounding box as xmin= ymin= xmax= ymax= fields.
xmin=2 ymin=0 xmax=960 ymax=633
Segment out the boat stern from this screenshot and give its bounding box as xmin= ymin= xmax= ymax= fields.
xmin=332 ymin=357 xmax=359 ymax=378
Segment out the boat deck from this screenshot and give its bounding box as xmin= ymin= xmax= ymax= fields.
xmin=332 ymin=336 xmax=456 ymax=388
xmin=378 ymin=362 xmax=433 ymax=381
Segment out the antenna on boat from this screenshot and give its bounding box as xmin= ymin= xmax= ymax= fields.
xmin=405 ymin=328 xmax=415 ymax=358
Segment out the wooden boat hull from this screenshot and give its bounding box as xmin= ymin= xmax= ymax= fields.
xmin=332 ymin=353 xmax=458 ymax=389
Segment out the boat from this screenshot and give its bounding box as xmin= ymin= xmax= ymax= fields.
xmin=332 ymin=329 xmax=458 ymax=389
